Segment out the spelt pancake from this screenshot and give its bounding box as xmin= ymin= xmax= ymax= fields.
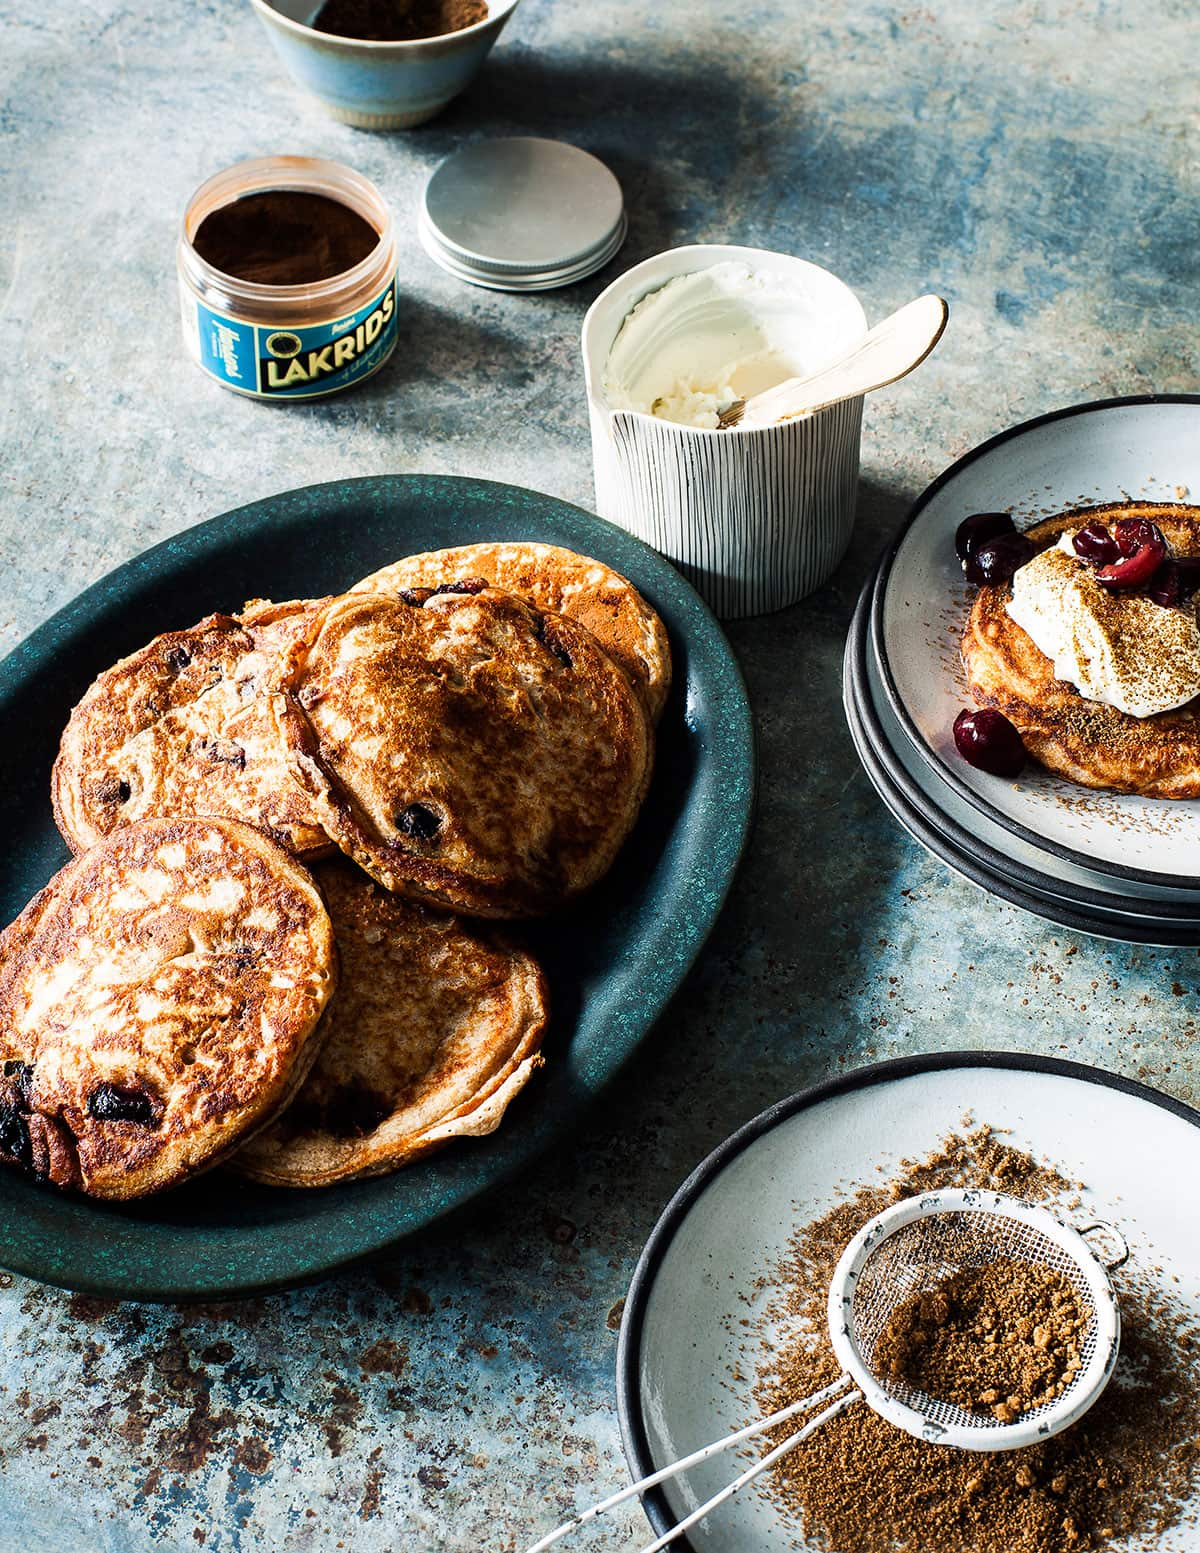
xmin=0 ymin=818 xmax=337 ymax=1199
xmin=962 ymin=503 xmax=1200 ymax=798
xmin=52 ymin=599 xmax=332 ymax=859
xmin=272 ymin=586 xmax=654 ymax=917
xmin=352 ymin=542 xmax=672 ymax=723
xmin=234 ymin=860 xmax=548 ymax=1187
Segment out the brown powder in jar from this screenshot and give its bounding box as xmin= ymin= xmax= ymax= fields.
xmin=192 ymin=191 xmax=379 ymax=286
xmin=311 ymin=0 xmax=487 ymax=41
xmin=750 ymin=1128 xmax=1200 ymax=1553
xmin=873 ymin=1257 xmax=1088 ymax=1423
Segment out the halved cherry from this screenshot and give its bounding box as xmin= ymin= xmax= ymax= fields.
xmin=1095 ymin=536 xmax=1167 ymax=591
xmin=953 ymin=708 xmax=1026 ymax=778
xmin=1113 ymin=517 xmax=1167 ymax=556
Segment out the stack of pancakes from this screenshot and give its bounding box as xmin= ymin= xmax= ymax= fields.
xmin=0 ymin=543 xmax=670 ymax=1198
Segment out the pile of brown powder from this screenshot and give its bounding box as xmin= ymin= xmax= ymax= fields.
xmin=874 ymin=1257 xmax=1087 ymax=1423
xmin=751 ymin=1128 xmax=1200 ymax=1553
xmin=312 ymin=0 xmax=487 ymax=41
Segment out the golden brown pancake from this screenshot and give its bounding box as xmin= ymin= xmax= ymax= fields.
xmin=272 ymin=586 xmax=654 ymax=917
xmin=0 ymin=818 xmax=337 ymax=1199
xmin=962 ymin=503 xmax=1200 ymax=798
xmin=233 ymin=860 xmax=548 ymax=1187
xmin=352 ymin=542 xmax=672 ymax=723
xmin=52 ymin=599 xmax=333 ymax=858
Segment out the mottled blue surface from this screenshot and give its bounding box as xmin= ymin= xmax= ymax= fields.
xmin=2 ymin=0 xmax=1200 ymax=1548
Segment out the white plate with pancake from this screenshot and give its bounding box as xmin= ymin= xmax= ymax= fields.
xmin=871 ymin=396 xmax=1200 ymax=891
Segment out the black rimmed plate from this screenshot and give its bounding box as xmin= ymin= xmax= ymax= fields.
xmin=872 ymin=396 xmax=1200 ymax=893
xmin=617 ymin=1053 xmax=1200 ymax=1553
xmin=0 ymin=475 xmax=754 ymax=1300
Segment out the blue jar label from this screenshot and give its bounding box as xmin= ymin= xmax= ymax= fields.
xmin=190 ymin=274 xmax=397 ymax=399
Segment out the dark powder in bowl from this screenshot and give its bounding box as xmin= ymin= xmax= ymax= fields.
xmin=751 ymin=1128 xmax=1200 ymax=1553
xmin=311 ymin=0 xmax=488 ymax=41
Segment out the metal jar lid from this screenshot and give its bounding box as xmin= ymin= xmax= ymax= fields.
xmin=419 ymin=137 xmax=627 ymax=292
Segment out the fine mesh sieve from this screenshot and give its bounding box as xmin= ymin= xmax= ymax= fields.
xmin=827 ymin=1187 xmax=1122 ymax=1452
xmin=524 ymin=1188 xmax=1125 ymax=1553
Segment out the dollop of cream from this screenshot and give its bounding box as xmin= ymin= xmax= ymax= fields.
xmin=1006 ymin=532 xmax=1200 ymax=718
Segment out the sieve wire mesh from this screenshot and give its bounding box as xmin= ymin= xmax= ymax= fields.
xmin=849 ymin=1209 xmax=1100 ymax=1432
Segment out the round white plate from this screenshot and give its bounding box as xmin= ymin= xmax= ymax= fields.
xmin=618 ymin=1055 xmax=1200 ymax=1553
xmin=872 ymin=396 xmax=1200 ymax=889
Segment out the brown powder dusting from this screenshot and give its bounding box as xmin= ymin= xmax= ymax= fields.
xmin=873 ymin=1258 xmax=1087 ymax=1423
xmin=311 ymin=0 xmax=487 ymax=41
xmin=751 ymin=1128 xmax=1200 ymax=1553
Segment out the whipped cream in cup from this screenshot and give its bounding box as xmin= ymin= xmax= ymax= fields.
xmin=603 ymin=262 xmax=847 ymax=429
xmin=582 ymin=245 xmax=868 ymax=618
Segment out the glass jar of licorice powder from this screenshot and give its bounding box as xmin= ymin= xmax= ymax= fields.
xmin=178 ymin=155 xmax=397 ymax=401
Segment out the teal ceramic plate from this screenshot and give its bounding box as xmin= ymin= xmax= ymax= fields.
xmin=0 ymin=475 xmax=754 ymax=1300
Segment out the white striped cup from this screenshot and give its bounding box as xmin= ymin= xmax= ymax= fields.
xmin=582 ymin=245 xmax=868 ymax=619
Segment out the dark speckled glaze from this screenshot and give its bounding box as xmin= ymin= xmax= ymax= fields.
xmin=0 ymin=475 xmax=754 ymax=1300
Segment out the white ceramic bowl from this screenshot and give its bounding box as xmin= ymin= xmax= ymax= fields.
xmin=582 ymin=245 xmax=868 ymax=619
xmin=248 ymin=0 xmax=521 ymax=129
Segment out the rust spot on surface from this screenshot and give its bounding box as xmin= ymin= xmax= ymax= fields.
xmin=156 ymin=1398 xmax=236 ymax=1473
xmin=418 ymin=1463 xmax=447 ymax=1490
xmin=401 ymin=1286 xmax=433 ymax=1315
xmin=323 ymin=1384 xmax=364 ymax=1459
xmin=606 ymin=1297 xmax=626 ymax=1331
xmin=360 ymin=1339 xmax=409 ymax=1378
xmin=234 ymin=1435 xmax=273 ymax=1475
xmin=360 ymin=1444 xmax=385 ymax=1519
xmin=200 ymin=1341 xmax=235 ymax=1365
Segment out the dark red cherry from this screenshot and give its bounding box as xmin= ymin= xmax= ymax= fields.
xmin=1113 ymin=517 xmax=1167 ymax=557
xmin=1072 ymin=522 xmax=1120 ymax=567
xmin=1096 ymin=537 xmax=1167 ymax=591
xmin=955 ymin=512 xmax=1015 ymax=567
xmin=953 ymin=708 xmax=1026 ymax=778
xmin=965 ymin=533 xmax=1036 ymax=587
xmin=1149 ymin=563 xmax=1184 ymax=607
xmin=1148 ymin=558 xmax=1200 ymax=607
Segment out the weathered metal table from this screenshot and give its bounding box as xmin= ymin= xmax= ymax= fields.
xmin=3 ymin=0 xmax=1196 ymax=1547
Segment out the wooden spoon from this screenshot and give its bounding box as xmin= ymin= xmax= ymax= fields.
xmin=716 ymin=293 xmax=949 ymax=431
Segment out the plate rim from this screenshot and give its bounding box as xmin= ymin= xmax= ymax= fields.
xmin=616 ymin=1050 xmax=1200 ymax=1552
xmin=869 ymin=393 xmax=1200 ymax=892
xmin=848 ymin=580 xmax=1200 ymax=926
xmin=0 ymin=473 xmax=756 ymax=1299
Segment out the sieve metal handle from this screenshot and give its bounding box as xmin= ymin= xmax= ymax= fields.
xmin=1073 ymin=1218 xmax=1130 ymax=1271
xmin=521 ymin=1373 xmax=857 ymax=1553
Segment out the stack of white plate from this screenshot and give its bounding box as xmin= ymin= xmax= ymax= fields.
xmin=845 ymin=395 xmax=1200 ymax=945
